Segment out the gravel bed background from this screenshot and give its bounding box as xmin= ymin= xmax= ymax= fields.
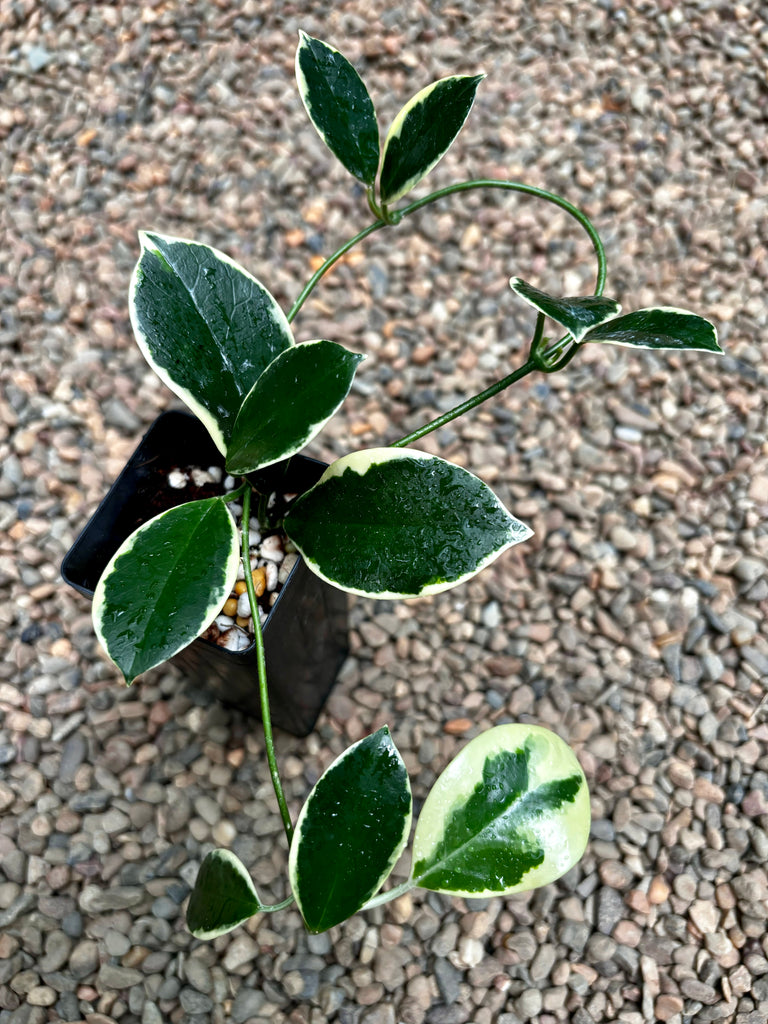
xmin=2 ymin=2 xmax=767 ymax=1023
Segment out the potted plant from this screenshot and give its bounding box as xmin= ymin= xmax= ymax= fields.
xmin=64 ymin=32 xmax=721 ymax=936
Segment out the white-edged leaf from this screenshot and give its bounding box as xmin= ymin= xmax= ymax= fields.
xmin=289 ymin=726 xmax=412 ymax=932
xmin=379 ymin=74 xmax=484 ymax=205
xmin=509 ymin=277 xmax=621 ymax=342
xmin=411 ymin=725 xmax=590 ymax=898
xmin=130 ymin=232 xmax=294 ymax=455
xmin=226 ymin=340 xmax=365 ymax=475
xmin=296 ymin=31 xmax=380 ymax=185
xmin=93 ymin=498 xmax=240 ymax=684
xmin=187 ymin=850 xmax=263 ymax=939
xmin=283 ymin=448 xmax=532 ymax=599
xmin=582 ymin=306 xmax=722 ymax=353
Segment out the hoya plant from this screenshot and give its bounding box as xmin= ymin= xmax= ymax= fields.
xmin=89 ymin=33 xmax=721 ymax=935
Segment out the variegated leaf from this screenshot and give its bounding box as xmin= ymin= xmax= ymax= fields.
xmin=411 ymin=725 xmax=590 ymax=897
xmin=130 ymin=232 xmax=293 ymax=455
xmin=509 ymin=277 xmax=621 ymax=343
xmin=379 ymin=74 xmax=484 ymax=205
xmin=93 ymin=498 xmax=240 ymax=684
xmin=283 ymin=448 xmax=532 ymax=599
xmin=187 ymin=850 xmax=263 ymax=939
xmin=582 ymin=307 xmax=722 ymax=352
xmin=289 ymin=727 xmax=412 ymax=933
xmin=227 ymin=340 xmax=364 ymax=475
xmin=296 ymin=31 xmax=380 ymax=185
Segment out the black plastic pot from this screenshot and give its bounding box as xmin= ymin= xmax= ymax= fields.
xmin=62 ymin=410 xmax=349 ymax=737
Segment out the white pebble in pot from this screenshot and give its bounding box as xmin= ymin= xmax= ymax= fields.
xmin=261 ymin=534 xmax=284 ymax=563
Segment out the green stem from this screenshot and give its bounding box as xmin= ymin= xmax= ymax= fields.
xmin=392 ymin=357 xmax=538 ymax=448
xmin=287 ymin=220 xmax=387 ymax=324
xmin=392 ymin=313 xmax=548 ymax=447
xmin=396 ymin=179 xmax=607 ymax=295
xmin=242 ymin=486 xmax=294 ymax=846
xmin=286 ymin=179 xmax=605 ymax=444
xmin=360 ymin=878 xmax=416 ymax=912
xmin=288 ymin=178 xmax=606 ymax=325
xmin=259 ymin=894 xmax=295 ymax=913
xmin=222 ymin=482 xmax=248 ymax=503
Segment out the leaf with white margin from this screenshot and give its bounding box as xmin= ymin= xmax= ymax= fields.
xmin=187 ymin=850 xmax=263 ymax=939
xmin=509 ymin=277 xmax=621 ymax=343
xmin=283 ymin=448 xmax=532 ymax=599
xmin=289 ymin=726 xmax=412 ymax=933
xmin=93 ymin=498 xmax=240 ymax=685
xmin=379 ymin=74 xmax=484 ymax=205
xmin=226 ymin=340 xmax=365 ymax=475
xmin=411 ymin=725 xmax=590 ymax=897
xmin=582 ymin=307 xmax=722 ymax=353
xmin=130 ymin=232 xmax=294 ymax=455
xmin=296 ymin=31 xmax=380 ymax=185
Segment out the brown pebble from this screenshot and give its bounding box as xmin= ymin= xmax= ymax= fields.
xmin=655 ymin=994 xmax=684 ymax=1020
xmin=613 ymin=919 xmax=643 ymax=946
xmin=252 ymin=566 xmax=267 ymax=597
xmin=625 ymin=890 xmax=651 ymax=914
xmin=648 ymin=875 xmax=671 ymax=904
xmin=599 ymin=859 xmax=634 ymax=890
xmin=444 ymin=718 xmax=473 ymax=735
xmin=692 ymin=777 xmax=724 ymax=803
xmin=689 ymin=899 xmax=719 ymax=934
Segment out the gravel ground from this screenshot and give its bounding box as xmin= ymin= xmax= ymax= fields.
xmin=2 ymin=2 xmax=768 ymax=1023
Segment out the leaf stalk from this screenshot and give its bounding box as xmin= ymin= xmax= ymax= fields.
xmin=242 ymin=486 xmax=294 ymax=846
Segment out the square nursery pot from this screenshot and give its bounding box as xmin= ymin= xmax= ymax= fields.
xmin=62 ymin=409 xmax=349 ymax=737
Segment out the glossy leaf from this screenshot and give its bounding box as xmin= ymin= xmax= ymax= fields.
xmin=289 ymin=727 xmax=412 ymax=933
xmin=411 ymin=725 xmax=590 ymax=898
xmin=380 ymin=74 xmax=484 ymax=205
xmin=187 ymin=850 xmax=263 ymax=939
xmin=509 ymin=277 xmax=621 ymax=343
xmin=283 ymin=448 xmax=532 ymax=599
xmin=296 ymin=31 xmax=380 ymax=185
xmin=130 ymin=232 xmax=293 ymax=454
xmin=93 ymin=498 xmax=240 ymax=685
xmin=227 ymin=340 xmax=365 ymax=475
xmin=582 ymin=306 xmax=721 ymax=352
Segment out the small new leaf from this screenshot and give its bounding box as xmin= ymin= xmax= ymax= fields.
xmin=93 ymin=498 xmax=240 ymax=684
xmin=130 ymin=232 xmax=293 ymax=454
xmin=296 ymin=31 xmax=380 ymax=185
xmin=283 ymin=448 xmax=532 ymax=599
xmin=227 ymin=340 xmax=364 ymax=475
xmin=289 ymin=727 xmax=412 ymax=933
xmin=582 ymin=307 xmax=722 ymax=353
xmin=509 ymin=277 xmax=621 ymax=343
xmin=380 ymin=74 xmax=484 ymax=205
xmin=411 ymin=725 xmax=590 ymax=898
xmin=187 ymin=850 xmax=263 ymax=939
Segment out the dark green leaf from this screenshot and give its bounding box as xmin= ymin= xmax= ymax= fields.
xmin=93 ymin=498 xmax=240 ymax=684
xmin=411 ymin=725 xmax=590 ymax=897
xmin=130 ymin=233 xmax=293 ymax=454
xmin=296 ymin=32 xmax=380 ymax=185
xmin=227 ymin=340 xmax=364 ymax=475
xmin=509 ymin=277 xmax=621 ymax=343
xmin=380 ymin=74 xmax=484 ymax=205
xmin=288 ymin=727 xmax=412 ymax=932
xmin=187 ymin=850 xmax=263 ymax=939
xmin=283 ymin=448 xmax=532 ymax=599
xmin=583 ymin=307 xmax=722 ymax=353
